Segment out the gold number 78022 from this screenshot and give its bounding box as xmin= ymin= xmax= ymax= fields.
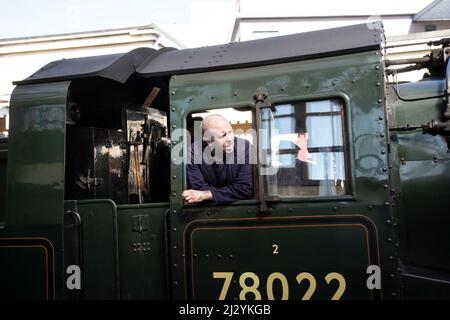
xmin=213 ymin=271 xmax=346 ymax=300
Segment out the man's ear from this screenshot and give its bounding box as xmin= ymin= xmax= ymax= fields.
xmin=202 ymin=134 xmax=215 ymax=143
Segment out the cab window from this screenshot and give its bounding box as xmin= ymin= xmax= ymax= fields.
xmin=259 ymin=99 xmax=348 ymax=198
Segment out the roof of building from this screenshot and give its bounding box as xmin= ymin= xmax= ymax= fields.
xmin=0 ymin=23 xmax=186 ymax=48
xmin=15 ymin=23 xmax=383 ymax=85
xmin=414 ymin=0 xmax=450 ymax=21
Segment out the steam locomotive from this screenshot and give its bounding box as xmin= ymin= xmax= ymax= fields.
xmin=0 ymin=22 xmax=449 ymax=300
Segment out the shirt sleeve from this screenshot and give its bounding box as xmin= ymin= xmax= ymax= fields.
xmin=186 ymin=142 xmax=212 ymax=191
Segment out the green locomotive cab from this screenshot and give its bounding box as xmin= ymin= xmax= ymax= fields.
xmin=0 ymin=22 xmax=449 ymax=300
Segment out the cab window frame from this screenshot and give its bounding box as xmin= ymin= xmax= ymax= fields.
xmin=259 ymin=93 xmax=354 ymax=201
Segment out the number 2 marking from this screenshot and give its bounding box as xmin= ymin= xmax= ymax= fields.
xmin=272 ymin=244 xmax=279 ymax=254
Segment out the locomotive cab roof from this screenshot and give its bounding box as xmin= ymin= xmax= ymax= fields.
xmin=14 ymin=23 xmax=384 ymax=86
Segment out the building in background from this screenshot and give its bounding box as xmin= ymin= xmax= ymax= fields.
xmin=411 ymin=0 xmax=450 ymax=32
xmin=229 ymin=0 xmax=448 ymax=41
xmin=0 ymin=24 xmax=184 ymax=135
xmin=229 ymin=0 xmax=450 ymax=82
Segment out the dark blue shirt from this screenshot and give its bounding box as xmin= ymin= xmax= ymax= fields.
xmin=186 ymin=137 xmax=254 ymax=204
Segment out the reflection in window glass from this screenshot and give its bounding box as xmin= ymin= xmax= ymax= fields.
xmin=260 ymin=99 xmax=347 ymax=197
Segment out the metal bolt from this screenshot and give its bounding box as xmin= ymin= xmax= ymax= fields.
xmin=380 ymin=133 xmax=385 ymax=138
xmin=173 ymin=245 xmax=177 ymax=250
xmin=173 ymin=264 xmax=178 ymax=268
xmin=389 ymin=256 xmax=394 ymax=260
xmin=229 ymin=254 xmax=235 ymax=259
xmin=172 ymin=107 xmax=176 ymax=112
xmin=174 ymin=281 xmax=179 ymax=286
xmin=382 ymin=167 xmax=387 ymax=172
xmin=173 ymin=210 xmax=177 ymax=214
xmin=173 ymin=175 xmax=177 ymax=180
xmin=390 ymin=273 xmax=395 ymax=278
xmin=368 ymin=205 xmax=373 ymax=210
xmin=289 ymin=208 xmax=294 ymax=213
xmin=171 ymin=91 xmax=175 ymax=95
xmin=172 ymin=193 xmax=177 ymax=197
xmin=386 ymin=219 xmax=391 ymax=224
xmin=375 ymin=65 xmax=380 ymax=70
xmin=173 ymin=227 xmax=177 ymax=232
xmin=385 ymin=202 xmax=390 ymax=206
xmin=376 ymin=83 xmax=381 ymax=87
xmin=217 ymin=254 xmax=223 ymax=259
xmin=379 ymin=115 xmax=384 ymax=120
xmin=205 ymin=254 xmax=210 ymax=259
xmin=194 ymin=253 xmax=198 ymax=258
xmin=387 ymin=237 xmax=392 ymax=242
xmin=381 ymin=150 xmax=386 ymax=155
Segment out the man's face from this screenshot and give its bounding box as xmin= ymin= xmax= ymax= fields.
xmin=205 ymin=119 xmax=234 ymax=154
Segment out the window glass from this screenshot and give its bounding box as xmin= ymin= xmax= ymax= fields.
xmin=260 ymin=99 xmax=347 ymax=197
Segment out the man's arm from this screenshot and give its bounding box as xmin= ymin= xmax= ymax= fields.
xmin=183 ymin=142 xmax=214 ymax=204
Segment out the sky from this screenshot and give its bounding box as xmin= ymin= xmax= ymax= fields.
xmin=0 ymin=0 xmax=434 ymax=47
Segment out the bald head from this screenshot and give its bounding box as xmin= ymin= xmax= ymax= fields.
xmin=202 ymin=114 xmax=229 ymax=132
xmin=201 ymin=114 xmax=235 ymax=153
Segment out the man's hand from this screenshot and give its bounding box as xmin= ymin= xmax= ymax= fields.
xmin=182 ymin=189 xmax=213 ymax=204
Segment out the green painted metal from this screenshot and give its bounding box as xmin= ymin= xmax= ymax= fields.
xmin=64 ymin=199 xmax=120 ymax=299
xmin=0 ymin=225 xmax=62 ymax=299
xmin=1 ymin=82 xmax=69 ymax=300
xmin=387 ymin=80 xmax=450 ymax=298
xmin=168 ymin=51 xmax=397 ymax=299
xmin=6 ymin=82 xmax=69 ymax=226
xmin=0 ymin=38 xmax=448 ymax=301
xmin=117 ymin=203 xmax=169 ymax=299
